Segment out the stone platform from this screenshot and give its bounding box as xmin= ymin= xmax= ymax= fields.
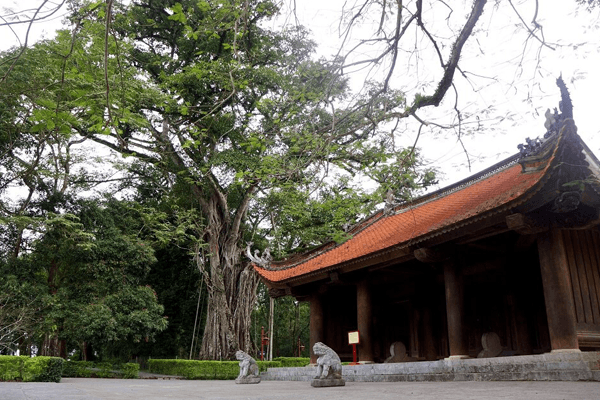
xmin=311 ymin=378 xmax=345 ymax=387
xmin=261 ymin=351 xmax=600 ymax=382
xmin=236 ymin=376 xmax=261 ymax=384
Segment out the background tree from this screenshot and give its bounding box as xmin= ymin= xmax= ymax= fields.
xmin=0 ymin=199 xmax=169 ymax=360
xmin=251 ymin=284 xmax=310 ymax=358
xmin=0 ymin=277 xmax=39 ymax=355
xmin=119 ymin=171 xmax=207 ymax=361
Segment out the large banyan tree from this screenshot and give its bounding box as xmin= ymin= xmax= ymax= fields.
xmin=67 ymin=0 xmax=419 ymax=359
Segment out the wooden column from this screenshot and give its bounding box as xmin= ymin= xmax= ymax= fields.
xmin=309 ymin=293 xmax=324 ymax=364
xmin=356 ymin=281 xmax=374 ymax=363
xmin=414 ymin=248 xmax=461 ymax=359
xmin=537 ymin=229 xmax=580 ymax=352
xmin=443 ymin=261 xmax=469 ymax=358
xmin=422 ymin=305 xmax=437 ymax=360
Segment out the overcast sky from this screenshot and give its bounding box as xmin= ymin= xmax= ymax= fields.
xmin=2 ymin=0 xmax=600 ymax=189
xmin=274 ymin=0 xmax=600 ymax=187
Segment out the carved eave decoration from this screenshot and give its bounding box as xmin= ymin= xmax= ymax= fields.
xmin=514 ymin=119 xmax=600 ymax=229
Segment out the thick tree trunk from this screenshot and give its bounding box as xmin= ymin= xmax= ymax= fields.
xmin=197 ymin=198 xmax=260 ymax=360
xmin=40 ymin=334 xmax=65 ymax=357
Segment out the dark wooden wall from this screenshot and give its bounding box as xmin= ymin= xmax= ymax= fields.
xmin=322 ymin=286 xmax=357 ymax=361
xmin=314 ymin=227 xmax=600 ymax=363
xmin=562 ymin=229 xmax=600 ymax=348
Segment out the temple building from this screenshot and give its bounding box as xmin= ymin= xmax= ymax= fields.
xmin=253 ymin=114 xmax=600 ymax=365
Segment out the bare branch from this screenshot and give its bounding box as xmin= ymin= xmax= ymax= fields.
xmin=508 ymin=0 xmax=555 ymax=51
xmin=403 ymin=0 xmax=487 ymax=114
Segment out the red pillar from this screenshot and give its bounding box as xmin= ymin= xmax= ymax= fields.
xmin=309 ymin=293 xmax=324 ymax=364
xmin=357 ymin=281 xmax=374 ymax=363
xmin=443 ymin=261 xmax=469 ymax=358
xmin=537 ymin=229 xmax=580 ymax=352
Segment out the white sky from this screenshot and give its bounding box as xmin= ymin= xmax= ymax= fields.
xmin=2 ymin=0 xmax=600 ymax=190
xmin=274 ymin=0 xmax=600 ymax=188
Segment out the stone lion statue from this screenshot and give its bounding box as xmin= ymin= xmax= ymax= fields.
xmin=313 ymin=342 xmax=342 ymax=380
xmin=236 ymin=350 xmax=259 ymax=379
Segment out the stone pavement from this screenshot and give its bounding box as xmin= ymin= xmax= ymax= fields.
xmin=1 ymin=379 xmax=599 ymax=400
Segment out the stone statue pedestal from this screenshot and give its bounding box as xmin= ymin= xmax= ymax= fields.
xmin=235 ymin=376 xmax=261 ymax=384
xmin=311 ymin=378 xmax=345 ymax=387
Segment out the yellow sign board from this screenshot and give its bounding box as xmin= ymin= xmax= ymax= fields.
xmin=348 ymin=330 xmax=360 ymax=345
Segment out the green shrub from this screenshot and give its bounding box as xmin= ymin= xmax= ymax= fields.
xmin=96 ymin=362 xmax=114 ymax=378
xmin=62 ymin=360 xmax=138 ymax=378
xmin=148 ymin=359 xmax=283 ymax=380
xmin=62 ymin=361 xmax=94 ymax=377
xmin=121 ymin=362 xmax=139 ymax=379
xmin=22 ymin=357 xmax=63 ymax=382
xmin=0 ymin=355 xmax=24 ymax=381
xmin=1 ymin=356 xmax=64 ymax=382
xmin=257 ymin=361 xmax=282 ymax=372
xmin=272 ymin=357 xmax=311 ymax=367
xmin=34 ymin=358 xmax=64 ymax=383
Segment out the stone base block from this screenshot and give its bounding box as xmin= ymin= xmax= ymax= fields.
xmin=446 ymin=355 xmax=470 ymax=360
xmin=235 ymin=376 xmax=261 ymax=384
xmin=550 ymin=349 xmax=582 ymax=354
xmin=311 ymin=378 xmax=345 ymax=387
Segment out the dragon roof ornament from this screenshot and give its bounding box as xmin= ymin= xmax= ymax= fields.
xmin=245 ymin=242 xmax=272 ymax=268
xmin=518 ymin=76 xmax=573 ymax=159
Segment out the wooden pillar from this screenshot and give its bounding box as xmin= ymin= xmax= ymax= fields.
xmin=537 ymin=229 xmax=580 ymax=352
xmin=356 ymin=281 xmax=374 ymax=363
xmin=422 ymin=305 xmax=437 ymax=360
xmin=309 ymin=293 xmax=324 ymax=364
xmin=443 ymin=261 xmax=469 ymax=358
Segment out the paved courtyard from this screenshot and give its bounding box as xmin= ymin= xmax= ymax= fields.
xmin=1 ymin=379 xmax=599 ymax=400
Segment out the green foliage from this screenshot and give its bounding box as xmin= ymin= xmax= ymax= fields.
xmin=0 ymin=199 xmax=169 ymax=360
xmin=0 ymin=277 xmax=41 ymax=354
xmin=272 ymin=357 xmax=310 ymax=367
xmin=0 ymin=356 xmax=63 ymax=382
xmin=74 ymin=286 xmax=168 ymax=347
xmin=259 ymin=181 xmax=375 ymax=256
xmin=134 ymin=245 xmax=202 ymax=360
xmin=122 ymin=362 xmax=140 ymax=379
xmin=251 ymin=287 xmax=310 ymax=358
xmin=26 ymin=357 xmax=64 ymax=383
xmin=93 ymin=362 xmax=112 ymax=378
xmin=148 ymin=359 xmax=281 ymax=379
xmin=62 ymin=361 xmax=94 ymax=377
xmin=62 ymin=360 xmax=139 ymax=379
xmin=0 ymin=355 xmax=23 ymax=381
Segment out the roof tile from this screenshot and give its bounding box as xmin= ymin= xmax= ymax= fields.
xmin=256 ymin=162 xmax=546 ymax=283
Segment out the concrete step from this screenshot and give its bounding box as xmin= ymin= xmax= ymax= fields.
xmin=261 ymin=351 xmax=600 ymax=382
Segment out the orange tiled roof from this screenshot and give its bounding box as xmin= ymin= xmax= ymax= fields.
xmin=255 ymin=147 xmax=556 ymax=284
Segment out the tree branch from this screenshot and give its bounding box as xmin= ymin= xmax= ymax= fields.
xmin=403 ymin=0 xmax=487 ymax=114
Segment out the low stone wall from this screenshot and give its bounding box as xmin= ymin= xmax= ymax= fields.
xmin=261 ymin=351 xmax=600 ymax=382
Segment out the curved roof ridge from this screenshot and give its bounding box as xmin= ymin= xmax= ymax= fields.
xmin=261 ymin=153 xmax=522 ymax=273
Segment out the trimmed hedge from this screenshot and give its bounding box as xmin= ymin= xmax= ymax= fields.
xmin=0 ymin=356 xmax=22 ymax=381
xmin=0 ymin=356 xmax=63 ymax=382
xmin=272 ymin=357 xmax=311 ymax=367
xmin=62 ymin=360 xmax=139 ymax=379
xmin=62 ymin=361 xmax=94 ymax=378
xmin=148 ymin=359 xmax=282 ymax=380
xmin=122 ymin=362 xmax=140 ymax=379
